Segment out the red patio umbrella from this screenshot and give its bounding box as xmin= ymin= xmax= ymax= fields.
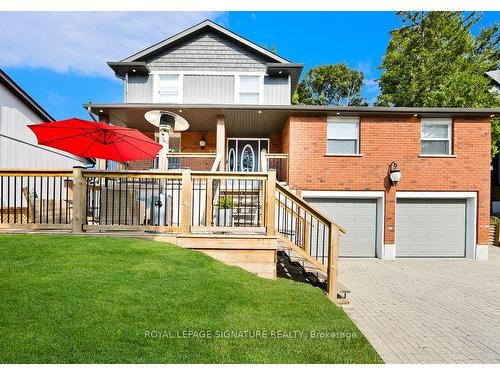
xmin=28 ymin=118 xmax=162 ymax=163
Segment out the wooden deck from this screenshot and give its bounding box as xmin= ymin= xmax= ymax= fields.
xmin=0 ymin=167 xmax=345 ymax=304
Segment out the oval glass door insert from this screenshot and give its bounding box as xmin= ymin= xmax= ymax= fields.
xmin=241 ymin=144 xmax=255 ymax=172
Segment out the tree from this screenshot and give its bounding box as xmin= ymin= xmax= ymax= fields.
xmin=376 ymin=12 xmax=500 ymax=155
xmin=293 ymin=63 xmax=367 ymax=106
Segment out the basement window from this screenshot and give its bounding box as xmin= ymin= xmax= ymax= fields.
xmin=326 ymin=117 xmax=360 ymax=155
xmin=421 ymin=119 xmax=452 ymax=155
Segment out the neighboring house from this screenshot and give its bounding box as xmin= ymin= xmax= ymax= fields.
xmin=487 ymin=70 xmax=500 ymax=95
xmin=85 ymin=20 xmax=498 ymax=261
xmin=0 ymin=69 xmax=88 ymax=169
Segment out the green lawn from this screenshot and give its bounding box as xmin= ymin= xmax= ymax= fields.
xmin=0 ymin=234 xmax=382 ymax=364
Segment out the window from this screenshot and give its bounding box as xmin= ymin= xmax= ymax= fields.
xmin=157 ymin=74 xmax=180 ymax=103
xmin=238 ymin=75 xmax=260 ymax=104
xmin=420 ymin=119 xmax=452 ymax=155
xmin=326 ymin=117 xmax=360 ymax=155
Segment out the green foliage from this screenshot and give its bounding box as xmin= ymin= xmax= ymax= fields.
xmin=294 ymin=63 xmax=367 ymax=106
xmin=376 ymin=11 xmax=500 ymax=156
xmin=0 ymin=235 xmax=382 ymax=363
xmin=216 ymin=195 xmax=234 ymax=209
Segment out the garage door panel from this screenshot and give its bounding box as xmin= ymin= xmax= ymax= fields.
xmin=306 ymin=198 xmax=377 ymax=257
xmin=396 ymin=198 xmax=466 ymax=257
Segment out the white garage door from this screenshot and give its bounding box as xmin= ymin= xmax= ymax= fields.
xmin=306 ymin=198 xmax=377 ymax=257
xmin=396 ymin=198 xmax=466 ymax=257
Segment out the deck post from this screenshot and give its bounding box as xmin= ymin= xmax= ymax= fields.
xmin=180 ymin=170 xmax=192 ymax=234
xmin=72 ymin=166 xmax=87 ymax=233
xmin=206 ymin=178 xmax=213 ymax=226
xmin=265 ymin=170 xmax=276 ymax=235
xmin=216 ymin=116 xmax=225 ymax=171
xmin=327 ymin=225 xmax=340 ymax=302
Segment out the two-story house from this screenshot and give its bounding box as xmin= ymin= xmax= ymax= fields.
xmin=85 ymin=20 xmax=498 ymax=262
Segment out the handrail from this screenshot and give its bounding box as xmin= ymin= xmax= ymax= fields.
xmin=167 ymin=152 xmax=217 ymax=158
xmin=276 ymin=184 xmax=346 ymax=234
xmin=274 ymin=182 xmax=343 ymax=302
xmin=265 ymin=153 xmax=288 ymax=159
xmin=0 ymin=169 xmax=72 ymax=176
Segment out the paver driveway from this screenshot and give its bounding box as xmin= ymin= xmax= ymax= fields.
xmin=338 ymin=246 xmax=500 ymax=364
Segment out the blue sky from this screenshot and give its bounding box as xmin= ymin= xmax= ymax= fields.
xmin=1 ymin=11 xmax=499 ymax=120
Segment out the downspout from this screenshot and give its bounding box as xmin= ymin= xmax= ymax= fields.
xmin=125 ymin=73 xmax=129 ymax=102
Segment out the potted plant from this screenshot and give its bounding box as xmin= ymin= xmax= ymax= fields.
xmin=215 ymin=195 xmax=234 ymax=226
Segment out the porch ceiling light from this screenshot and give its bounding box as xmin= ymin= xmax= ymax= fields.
xmin=389 ymin=161 xmax=401 ymax=186
xmin=144 ymin=110 xmax=190 ymax=132
xmin=199 ymin=134 xmax=206 ymax=150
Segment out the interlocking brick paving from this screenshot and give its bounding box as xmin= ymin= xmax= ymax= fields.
xmin=339 ymin=247 xmax=500 ymax=364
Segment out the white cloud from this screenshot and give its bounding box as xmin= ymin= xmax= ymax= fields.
xmin=0 ymin=11 xmax=225 ymax=78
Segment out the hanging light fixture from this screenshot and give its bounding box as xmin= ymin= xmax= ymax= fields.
xmin=199 ymin=134 xmax=206 ymax=150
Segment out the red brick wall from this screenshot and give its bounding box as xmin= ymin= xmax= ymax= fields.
xmin=285 ymin=115 xmax=491 ymax=245
xmin=179 ymin=131 xmax=217 ymax=171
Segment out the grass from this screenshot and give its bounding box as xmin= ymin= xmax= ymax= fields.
xmin=0 ymin=234 xmax=382 ymax=364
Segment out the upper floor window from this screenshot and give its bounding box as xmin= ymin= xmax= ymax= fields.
xmin=238 ymin=75 xmax=260 ymax=104
xmin=326 ymin=117 xmax=360 ymax=155
xmin=420 ymin=118 xmax=452 ymax=155
xmin=157 ymin=74 xmax=180 ymax=103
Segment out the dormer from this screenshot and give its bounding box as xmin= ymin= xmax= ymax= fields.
xmin=108 ymin=20 xmax=303 ymax=105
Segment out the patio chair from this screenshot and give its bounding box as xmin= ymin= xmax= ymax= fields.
xmin=22 ymin=187 xmax=73 ymax=224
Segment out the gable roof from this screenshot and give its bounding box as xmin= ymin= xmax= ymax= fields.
xmin=0 ymin=69 xmax=54 ymax=122
xmin=121 ymin=20 xmax=290 ymax=64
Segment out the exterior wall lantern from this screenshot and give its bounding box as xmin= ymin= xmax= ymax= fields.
xmin=199 ymin=134 xmax=206 ymax=150
xmin=389 ymin=161 xmax=401 ymax=185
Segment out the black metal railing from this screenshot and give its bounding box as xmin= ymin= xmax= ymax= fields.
xmin=84 ymin=174 xmax=182 ymax=228
xmin=275 ymin=186 xmax=330 ymax=266
xmin=0 ymin=172 xmax=73 ymax=226
xmin=190 ymin=176 xmax=266 ymax=228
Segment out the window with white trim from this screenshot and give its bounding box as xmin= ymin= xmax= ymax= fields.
xmin=238 ymin=75 xmax=260 ymax=104
xmin=420 ymin=119 xmax=452 ymax=155
xmin=326 ymin=117 xmax=360 ymax=155
xmin=157 ymin=74 xmax=180 ymax=103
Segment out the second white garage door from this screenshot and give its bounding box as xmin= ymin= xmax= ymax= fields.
xmin=396 ymin=198 xmax=466 ymax=257
xmin=306 ymin=198 xmax=377 ymax=257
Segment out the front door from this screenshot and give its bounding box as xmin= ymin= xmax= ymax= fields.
xmin=227 ymin=138 xmax=269 ymax=172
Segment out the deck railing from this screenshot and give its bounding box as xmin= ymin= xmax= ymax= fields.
xmin=165 ymin=152 xmax=217 ymax=171
xmin=260 ymin=151 xmax=288 ymax=183
xmin=0 ymin=169 xmax=73 ymax=229
xmin=275 ymin=183 xmax=344 ymax=301
xmin=0 ymin=167 xmax=342 ymax=302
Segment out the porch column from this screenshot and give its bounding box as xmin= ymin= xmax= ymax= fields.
xmin=216 ymin=116 xmax=226 ymax=171
xmin=97 ymin=114 xmax=109 ymax=170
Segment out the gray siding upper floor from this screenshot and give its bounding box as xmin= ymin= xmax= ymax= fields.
xmin=124 ymin=30 xmax=291 ymax=105
xmin=127 ymin=75 xmax=153 ymax=103
xmin=126 ymin=74 xmax=290 ymax=105
xmin=146 ymin=31 xmax=268 ymax=72
xmin=0 ymin=84 xmax=84 ymax=170
xmin=263 ymin=76 xmax=290 ymax=105
xmin=183 ymin=75 xmax=235 ymax=104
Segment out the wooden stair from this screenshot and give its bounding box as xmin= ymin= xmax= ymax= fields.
xmin=277 ymin=239 xmax=350 ymax=303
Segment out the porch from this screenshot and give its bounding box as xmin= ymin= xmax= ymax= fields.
xmin=0 ymin=167 xmax=345 ymax=303
xmin=88 ymin=104 xmax=290 ymax=183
